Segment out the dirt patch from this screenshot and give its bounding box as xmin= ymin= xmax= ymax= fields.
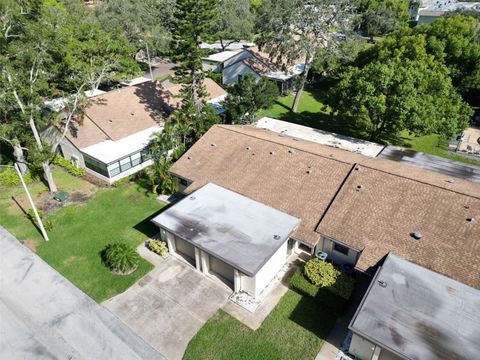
xmin=22 ymin=240 xmax=40 ymax=253
xmin=37 ymin=192 xmax=63 ymax=214
xmin=83 ymin=173 xmax=111 ymax=188
xmin=68 ymin=191 xmax=94 ymax=203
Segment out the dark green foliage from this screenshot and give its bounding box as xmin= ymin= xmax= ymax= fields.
xmin=414 ymin=15 xmax=480 ymax=99
xmin=214 ymin=0 xmax=254 ymax=51
xmin=25 ymin=208 xmax=44 ymax=221
xmin=329 ymin=33 xmax=472 ymax=142
xmin=224 ymin=74 xmax=279 ymax=124
xmin=355 ymin=0 xmax=410 ymax=37
xmin=95 ymin=0 xmax=175 ymax=56
xmin=103 ymin=242 xmax=140 ymax=275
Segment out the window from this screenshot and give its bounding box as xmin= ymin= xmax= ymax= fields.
xmin=84 ymin=155 xmax=108 ymax=177
xmin=108 ymin=162 xmax=120 ymax=177
xmin=141 ymin=147 xmax=151 ymax=162
xmin=179 ymin=178 xmax=188 ymax=186
xmin=130 ymin=152 xmax=141 ymax=166
xmin=119 ymin=157 xmax=132 ymax=172
xmin=333 ymin=242 xmax=349 ymax=256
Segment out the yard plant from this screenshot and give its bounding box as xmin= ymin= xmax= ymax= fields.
xmin=103 ymin=242 xmax=141 ymax=275
xmin=147 ymin=239 xmax=169 ymax=257
xmin=303 ymin=259 xmax=355 ymax=300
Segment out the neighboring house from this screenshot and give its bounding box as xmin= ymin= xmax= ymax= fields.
xmin=151 ymin=183 xmax=300 ymax=297
xmin=160 ymin=77 xmax=228 ymax=114
xmin=43 ymin=81 xmax=165 ymax=183
xmin=256 ymin=117 xmax=385 ymax=157
xmin=43 ymin=78 xmax=227 ymax=183
xmin=348 ymin=254 xmax=480 ymax=360
xmin=414 ymin=0 xmax=480 ymax=24
xmin=164 ymin=124 xmax=480 ymax=289
xmin=205 ymin=47 xmax=305 ymax=94
xmin=200 ymin=41 xmax=255 ymax=52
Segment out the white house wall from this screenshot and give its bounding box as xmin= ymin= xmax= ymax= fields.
xmin=320 ymin=236 xmax=359 ymax=266
xmin=223 ymin=62 xmax=261 ymax=86
xmin=239 ymin=240 xmax=288 ymax=297
xmin=349 ymin=333 xmax=376 ymax=360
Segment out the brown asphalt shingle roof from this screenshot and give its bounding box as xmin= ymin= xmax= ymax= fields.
xmin=171 ymin=125 xmax=480 ymax=288
xmin=170 ymin=125 xmax=354 ymax=245
xmin=66 ymin=82 xmax=164 ymax=149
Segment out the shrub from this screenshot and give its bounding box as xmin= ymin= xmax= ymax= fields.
xmin=147 ymin=239 xmax=169 ymax=257
xmin=44 ymin=219 xmax=55 ymax=232
xmin=303 ymin=259 xmax=356 ymax=300
xmin=289 ymin=270 xmax=319 ymax=297
xmin=25 ymin=208 xmax=44 ymax=221
xmin=112 ymin=176 xmax=131 ymax=187
xmin=0 ymin=168 xmax=34 ymax=186
xmin=53 ymin=155 xmax=86 ymax=177
xmin=304 ymin=259 xmax=338 ymax=287
xmin=103 ymin=243 xmax=140 ymax=275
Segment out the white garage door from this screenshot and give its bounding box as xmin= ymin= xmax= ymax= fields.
xmin=175 ymin=237 xmax=196 ymax=266
xmin=210 ymin=256 xmax=234 ymax=288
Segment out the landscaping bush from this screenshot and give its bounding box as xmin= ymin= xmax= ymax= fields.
xmin=112 ymin=176 xmax=131 ymax=187
xmin=289 ymin=270 xmax=319 ymax=298
xmin=0 ymin=168 xmax=34 ymax=186
xmin=25 ymin=208 xmax=44 ymax=221
xmin=147 ymin=239 xmax=169 ymax=257
xmin=303 ymin=259 xmax=355 ymax=300
xmin=53 ymin=156 xmax=86 ymax=177
xmin=103 ymin=242 xmax=140 ymax=275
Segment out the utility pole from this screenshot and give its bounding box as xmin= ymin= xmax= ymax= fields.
xmin=2 ymin=164 xmax=49 ymax=241
xmin=145 ymin=41 xmax=154 ymax=80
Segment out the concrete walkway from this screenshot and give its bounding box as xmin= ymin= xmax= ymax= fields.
xmin=103 ymin=256 xmax=231 ymax=360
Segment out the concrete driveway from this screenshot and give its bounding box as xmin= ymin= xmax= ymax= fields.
xmin=103 ymin=257 xmax=231 ymax=360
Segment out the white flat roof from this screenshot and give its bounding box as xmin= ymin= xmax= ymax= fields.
xmin=266 ymin=63 xmax=305 ymax=81
xmin=420 ymin=0 xmax=480 ymax=12
xmin=350 ymin=254 xmax=480 ymax=360
xmin=202 ymin=50 xmax=242 ymax=63
xmin=120 ymin=77 xmax=152 ymax=86
xmin=0 ymin=227 xmax=165 ymax=360
xmin=152 ymin=183 xmax=300 ymax=276
xmin=256 ymin=117 xmax=384 ymax=157
xmin=81 ymin=125 xmax=163 ymax=164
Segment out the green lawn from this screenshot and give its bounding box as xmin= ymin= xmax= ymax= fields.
xmin=399 ymin=131 xmax=480 ymax=166
xmin=184 ymin=289 xmax=337 ymax=360
xmin=258 ymin=86 xmax=480 ymax=166
xmin=0 ymin=168 xmax=166 ymax=302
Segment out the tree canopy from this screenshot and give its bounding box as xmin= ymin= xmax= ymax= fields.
xmin=414 ymin=15 xmax=480 ymax=100
xmin=355 ymin=0 xmax=410 ymax=37
xmin=214 ymin=0 xmax=254 ymax=51
xmin=224 ymin=74 xmax=278 ymax=124
xmin=95 ymin=0 xmax=176 ymax=56
xmin=329 ymin=34 xmax=472 ymax=142
xmin=256 ymin=0 xmax=356 ymax=112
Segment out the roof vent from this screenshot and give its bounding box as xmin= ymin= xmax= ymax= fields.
xmin=447 ymin=179 xmax=455 ymax=184
xmin=210 ymin=143 xmax=217 ymax=147
xmin=411 ymin=232 xmax=422 ymax=240
xmin=273 ymin=234 xmax=281 ymax=240
xmin=246 ymin=146 xmax=251 ymax=150
xmin=288 ymin=149 xmax=294 ymax=154
xmin=464 ymin=204 xmax=470 ymax=209
xmin=189 ymin=196 xmax=196 ymax=200
xmin=378 ymin=280 xmax=387 ymax=288
xmin=356 ymin=185 xmax=363 ymax=191
xmin=306 ymin=170 xmax=312 ymax=174
xmin=355 ymin=167 xmax=360 ymax=171
xmin=108 ymin=119 xmax=113 ymax=123
xmin=251 ymin=152 xmax=255 ymax=156
xmin=466 ymin=217 xmax=475 ymax=222
xmin=270 ymin=151 xmax=275 ymax=155
xmin=187 ymin=156 xmax=192 ymax=160
xmin=130 ymin=112 xmax=134 ymax=116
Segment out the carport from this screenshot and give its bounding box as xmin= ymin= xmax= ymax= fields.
xmin=151 ymin=183 xmax=300 ymax=297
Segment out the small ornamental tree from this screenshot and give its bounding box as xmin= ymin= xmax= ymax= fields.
xmin=224 ymin=74 xmax=278 ymax=124
xmin=303 ymin=259 xmax=338 ymax=288
xmin=103 ymin=243 xmax=140 ymax=275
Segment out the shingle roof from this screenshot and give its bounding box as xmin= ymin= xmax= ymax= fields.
xmin=163 ymin=78 xmax=227 ymax=109
xmin=67 ymin=82 xmax=165 ymax=149
xmin=171 ymin=125 xmax=480 ymax=287
xmin=170 ymin=125 xmax=354 ymax=245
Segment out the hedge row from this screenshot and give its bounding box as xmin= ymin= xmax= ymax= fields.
xmin=53 ymin=156 xmax=86 ymax=177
